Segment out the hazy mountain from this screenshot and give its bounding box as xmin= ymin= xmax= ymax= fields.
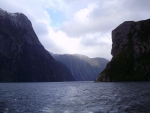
xmin=51 ymin=53 xmax=108 ymax=81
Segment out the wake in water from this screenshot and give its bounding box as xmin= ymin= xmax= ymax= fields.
xmin=0 ymin=82 xmax=150 ymax=113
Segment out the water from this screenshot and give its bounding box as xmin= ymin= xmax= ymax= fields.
xmin=0 ymin=82 xmax=150 ymax=113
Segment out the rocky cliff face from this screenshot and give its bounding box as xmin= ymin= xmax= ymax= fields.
xmin=51 ymin=53 xmax=108 ymax=81
xmin=0 ymin=8 xmax=74 ymax=82
xmin=96 ymin=19 xmax=150 ymax=82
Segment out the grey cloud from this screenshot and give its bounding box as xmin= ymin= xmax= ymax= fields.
xmin=63 ymin=0 xmax=94 ymax=13
xmin=79 ymin=41 xmax=112 ymax=59
xmin=33 ymin=22 xmax=49 ymax=36
xmin=123 ymin=0 xmax=150 ymax=11
xmin=81 ymin=36 xmax=107 ymax=47
xmin=60 ymin=21 xmax=93 ymax=37
xmin=38 ymin=35 xmax=64 ymax=54
xmin=61 ymin=0 xmax=150 ymax=38
xmin=81 ymin=38 xmax=100 ymax=47
xmin=82 ymin=39 xmax=109 ymax=47
xmin=60 ymin=15 xmax=117 ymax=38
xmin=60 ymin=1 xmax=121 ymax=37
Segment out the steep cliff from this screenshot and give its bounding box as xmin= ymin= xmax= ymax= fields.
xmin=51 ymin=53 xmax=108 ymax=81
xmin=96 ymin=19 xmax=150 ymax=82
xmin=0 ymin=8 xmax=74 ymax=82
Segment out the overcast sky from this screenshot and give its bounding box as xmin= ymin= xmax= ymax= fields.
xmin=0 ymin=0 xmax=150 ymax=60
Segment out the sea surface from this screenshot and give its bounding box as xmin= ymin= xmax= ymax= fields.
xmin=0 ymin=82 xmax=150 ymax=113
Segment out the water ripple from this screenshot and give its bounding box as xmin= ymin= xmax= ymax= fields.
xmin=0 ymin=82 xmax=150 ymax=113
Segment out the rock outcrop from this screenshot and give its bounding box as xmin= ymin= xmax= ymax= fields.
xmin=95 ymin=19 xmax=150 ymax=82
xmin=51 ymin=53 xmax=108 ymax=81
xmin=0 ymin=8 xmax=74 ymax=82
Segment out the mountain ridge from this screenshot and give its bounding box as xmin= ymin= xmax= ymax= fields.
xmin=0 ymin=8 xmax=74 ymax=82
xmin=51 ymin=53 xmax=109 ymax=81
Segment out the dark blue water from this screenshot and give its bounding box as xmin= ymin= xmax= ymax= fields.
xmin=0 ymin=82 xmax=150 ymax=113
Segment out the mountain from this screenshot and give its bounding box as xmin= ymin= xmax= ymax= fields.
xmin=0 ymin=8 xmax=74 ymax=82
xmin=51 ymin=53 xmax=108 ymax=81
xmin=95 ymin=19 xmax=150 ymax=82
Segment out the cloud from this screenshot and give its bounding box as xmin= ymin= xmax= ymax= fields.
xmin=60 ymin=1 xmax=126 ymax=37
xmin=123 ymin=0 xmax=150 ymax=12
xmin=1 ymin=0 xmax=150 ymax=60
xmin=47 ymin=27 xmax=81 ymax=54
xmin=61 ymin=0 xmax=150 ymax=38
xmin=60 ymin=4 xmax=98 ymax=37
xmin=81 ymin=33 xmax=111 ymax=47
xmin=33 ymin=22 xmax=49 ymax=36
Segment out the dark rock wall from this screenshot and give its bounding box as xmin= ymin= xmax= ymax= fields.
xmin=0 ymin=8 xmax=74 ymax=82
xmin=96 ymin=19 xmax=150 ymax=82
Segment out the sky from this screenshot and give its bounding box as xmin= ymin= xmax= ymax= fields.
xmin=0 ymin=0 xmax=150 ymax=60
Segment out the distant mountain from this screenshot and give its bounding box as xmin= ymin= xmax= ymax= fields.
xmin=51 ymin=53 xmax=109 ymax=81
xmin=0 ymin=8 xmax=74 ymax=82
xmin=95 ymin=19 xmax=150 ymax=82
